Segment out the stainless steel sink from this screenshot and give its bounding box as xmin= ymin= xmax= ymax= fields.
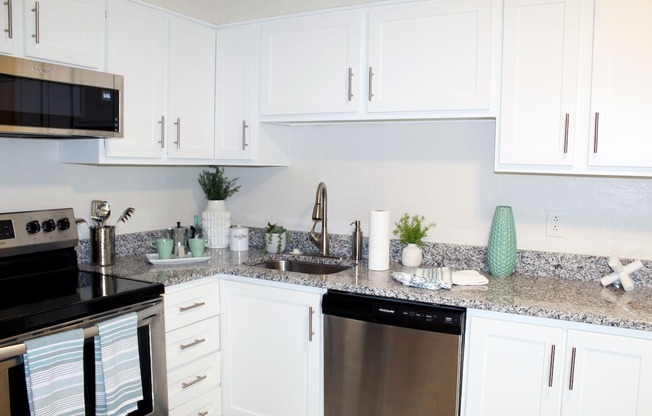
xmin=256 ymin=259 xmax=350 ymax=275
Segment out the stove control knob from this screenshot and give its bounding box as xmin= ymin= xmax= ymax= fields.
xmin=42 ymin=219 xmax=56 ymax=232
xmin=57 ymin=218 xmax=71 ymax=231
xmin=26 ymin=220 xmax=41 ymax=234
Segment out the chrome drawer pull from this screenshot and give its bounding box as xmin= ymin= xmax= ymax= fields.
xmin=4 ymin=0 xmax=13 ymax=38
xmin=31 ymin=1 xmax=39 ymax=44
xmin=182 ymin=374 xmax=207 ymax=389
xmin=179 ymin=301 xmax=206 ymax=312
xmin=308 ymin=306 xmax=315 ymax=342
xmin=198 ymin=412 xmax=208 ymax=416
xmin=548 ymin=344 xmax=556 ymax=387
xmin=348 ymin=67 xmax=354 ymax=101
xmin=179 ymin=338 xmax=206 ymax=350
xmin=569 ymin=347 xmax=577 ymax=390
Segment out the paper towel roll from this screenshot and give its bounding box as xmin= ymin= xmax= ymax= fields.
xmin=368 ymin=209 xmax=391 ymax=270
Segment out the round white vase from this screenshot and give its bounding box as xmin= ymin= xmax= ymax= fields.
xmin=202 ymin=200 xmax=231 ymax=248
xmin=265 ymin=233 xmax=286 ymax=254
xmin=401 ymin=244 xmax=423 ymax=267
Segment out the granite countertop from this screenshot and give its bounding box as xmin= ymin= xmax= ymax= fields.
xmin=79 ymin=248 xmax=652 ymax=332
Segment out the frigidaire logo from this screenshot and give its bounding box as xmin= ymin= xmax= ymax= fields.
xmin=378 ymin=308 xmax=395 ymax=314
xmin=31 ymin=66 xmax=51 ymax=74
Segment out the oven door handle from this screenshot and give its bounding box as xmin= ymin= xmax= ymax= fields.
xmin=0 ymin=301 xmax=163 ymax=363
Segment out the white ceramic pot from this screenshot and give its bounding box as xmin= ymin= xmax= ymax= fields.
xmin=265 ymin=233 xmax=286 ymax=254
xmin=401 ymin=243 xmax=423 ymax=267
xmin=202 ymin=200 xmax=231 ymax=248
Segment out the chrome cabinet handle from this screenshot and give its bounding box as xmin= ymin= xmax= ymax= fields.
xmin=347 ymin=67 xmax=354 ymax=102
xmin=593 ymin=112 xmax=600 ymax=153
xmin=158 ymin=116 xmax=165 ymax=148
xmin=31 ymin=1 xmax=39 ymax=44
xmin=179 ymin=338 xmax=206 ymax=351
xmin=174 ymin=117 xmax=181 ymax=149
xmin=563 ymin=114 xmax=569 ymax=154
xmin=242 ymin=120 xmax=249 ymax=150
xmin=198 ymin=412 xmax=208 ymax=416
xmin=181 ymin=374 xmax=207 ymax=389
xmin=368 ymin=67 xmax=374 ymax=102
xmin=308 ymin=306 xmax=315 ymax=342
xmin=179 ymin=301 xmax=205 ymax=313
xmin=569 ymin=347 xmax=577 ymax=390
xmin=4 ymin=0 xmax=12 ymax=38
xmin=548 ymin=344 xmax=556 ymax=387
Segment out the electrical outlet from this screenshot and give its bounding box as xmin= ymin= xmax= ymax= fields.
xmin=546 ymin=210 xmax=564 ymax=237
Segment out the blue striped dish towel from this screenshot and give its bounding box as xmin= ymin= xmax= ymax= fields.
xmin=95 ymin=312 xmax=143 ymax=416
xmin=23 ymin=328 xmax=86 ymax=416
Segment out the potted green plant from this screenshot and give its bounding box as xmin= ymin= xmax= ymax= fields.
xmin=393 ymin=213 xmax=435 ymax=267
xmin=264 ymin=222 xmax=290 ymax=254
xmin=197 ymin=166 xmax=241 ymax=248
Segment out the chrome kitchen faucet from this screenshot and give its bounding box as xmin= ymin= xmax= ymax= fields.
xmin=309 ymin=182 xmax=329 ymax=256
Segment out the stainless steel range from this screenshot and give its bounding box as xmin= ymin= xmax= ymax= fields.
xmin=0 ymin=208 xmax=166 ymax=415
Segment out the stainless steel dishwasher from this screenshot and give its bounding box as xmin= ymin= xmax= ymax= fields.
xmin=323 ymin=290 xmax=466 ymax=416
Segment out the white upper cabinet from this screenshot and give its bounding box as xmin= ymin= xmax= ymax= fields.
xmin=497 ymin=0 xmax=652 ymax=176
xmin=0 ymin=0 xmax=20 ymax=55
xmin=104 ymin=0 xmax=167 ymax=159
xmin=215 ymin=25 xmax=256 ymax=160
xmin=587 ymin=0 xmax=652 ymax=170
xmin=497 ymin=0 xmax=581 ymax=167
xmin=166 ymin=17 xmax=216 ymax=160
xmin=367 ymin=0 xmax=493 ymax=113
xmin=61 ymin=0 xmax=216 ymax=165
xmin=259 ymin=11 xmax=362 ymax=116
xmin=258 ymin=0 xmax=496 ymax=121
xmin=0 ymin=0 xmax=103 ymax=68
xmin=23 ymin=0 xmax=103 ymax=68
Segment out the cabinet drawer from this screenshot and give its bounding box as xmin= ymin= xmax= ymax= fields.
xmin=165 ymin=280 xmax=219 ymax=331
xmin=166 ymin=317 xmax=220 ymax=369
xmin=167 ymin=352 xmax=221 ymax=410
xmin=169 ymin=390 xmax=221 ymax=416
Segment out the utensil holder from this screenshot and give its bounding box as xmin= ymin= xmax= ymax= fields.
xmin=90 ymin=225 xmax=115 ymax=266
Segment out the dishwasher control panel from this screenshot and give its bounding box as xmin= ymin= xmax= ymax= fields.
xmin=374 ymin=303 xmax=463 ymax=327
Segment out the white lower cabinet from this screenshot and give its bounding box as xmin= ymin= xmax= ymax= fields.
xmin=219 ymin=276 xmax=325 ymax=416
xmin=463 ymin=310 xmax=652 ymax=416
xmin=164 ymin=277 xmax=221 ymax=415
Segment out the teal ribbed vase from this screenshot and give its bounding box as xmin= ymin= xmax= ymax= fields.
xmin=487 ymin=206 xmax=517 ymax=277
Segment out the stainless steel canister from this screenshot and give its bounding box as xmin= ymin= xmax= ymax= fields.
xmin=90 ymin=225 xmax=115 ymax=266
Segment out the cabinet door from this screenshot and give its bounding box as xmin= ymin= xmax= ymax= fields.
xmin=588 ymin=0 xmax=652 ymax=169
xmin=220 ymin=279 xmax=322 ymax=416
xmin=167 ymin=17 xmax=216 ymax=160
xmin=367 ymin=0 xmax=492 ymax=113
xmin=464 ymin=316 xmax=565 ymax=416
xmin=23 ymin=0 xmax=102 ymax=68
xmin=0 ymin=0 xmax=19 ymax=55
xmin=497 ymin=0 xmax=581 ymax=167
xmin=105 ymin=0 xmax=167 ymax=159
xmin=259 ymin=11 xmax=361 ymax=115
xmin=561 ymin=330 xmax=652 ymax=416
xmin=215 ymin=25 xmax=255 ymax=160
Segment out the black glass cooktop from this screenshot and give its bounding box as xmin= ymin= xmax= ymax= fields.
xmin=0 ymin=248 xmax=163 ymax=343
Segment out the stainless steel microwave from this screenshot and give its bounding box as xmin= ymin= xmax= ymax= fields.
xmin=0 ymin=55 xmax=123 ymax=138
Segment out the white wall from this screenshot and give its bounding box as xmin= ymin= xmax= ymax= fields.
xmin=225 ymin=121 xmax=652 ymax=260
xmin=0 ymin=139 xmax=206 ymax=239
xmin=215 ymin=0 xmax=378 ymax=24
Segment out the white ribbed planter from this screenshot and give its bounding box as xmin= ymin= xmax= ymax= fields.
xmin=202 ymin=200 xmax=231 ymax=248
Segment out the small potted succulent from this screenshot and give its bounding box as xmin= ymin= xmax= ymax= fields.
xmin=264 ymin=222 xmax=290 ymax=254
xmin=393 ymin=213 xmax=435 ymax=267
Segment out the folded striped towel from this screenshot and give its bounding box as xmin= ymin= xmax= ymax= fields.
xmin=23 ymin=329 xmax=86 ymax=416
xmin=392 ymin=268 xmax=490 ymax=291
xmin=95 ymin=313 xmax=143 ymax=416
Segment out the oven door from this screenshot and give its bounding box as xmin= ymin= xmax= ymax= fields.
xmin=0 ymin=301 xmax=166 ymax=416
